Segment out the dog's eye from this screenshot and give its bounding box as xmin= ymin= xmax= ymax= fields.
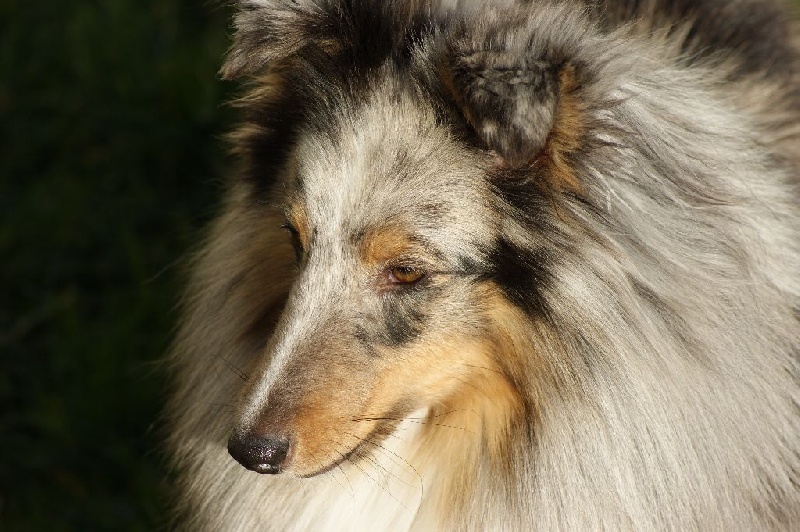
xmin=387 ymin=266 xmax=425 ymax=285
xmin=280 ymin=222 xmax=304 ymax=263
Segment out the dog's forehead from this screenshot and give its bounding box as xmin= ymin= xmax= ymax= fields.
xmin=293 ymin=82 xmax=494 ymax=249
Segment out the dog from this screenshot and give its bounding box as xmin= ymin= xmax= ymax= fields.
xmin=167 ymin=0 xmax=800 ymax=529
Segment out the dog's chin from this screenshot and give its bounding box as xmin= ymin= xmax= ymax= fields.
xmin=291 ymin=419 xmax=398 ymax=478
xmin=294 ymin=447 xmax=358 ymax=478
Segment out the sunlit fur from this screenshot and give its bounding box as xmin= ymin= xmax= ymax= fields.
xmin=168 ymin=1 xmax=800 ymax=529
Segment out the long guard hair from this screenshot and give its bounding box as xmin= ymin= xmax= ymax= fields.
xmin=168 ymin=1 xmax=800 ymax=529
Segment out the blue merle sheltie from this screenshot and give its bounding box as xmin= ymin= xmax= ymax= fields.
xmin=167 ymin=0 xmax=800 ymax=529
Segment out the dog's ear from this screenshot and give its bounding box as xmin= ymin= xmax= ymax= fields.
xmin=221 ymin=0 xmax=332 ymax=79
xmin=221 ymin=0 xmax=428 ymax=80
xmin=445 ymin=48 xmax=562 ymax=168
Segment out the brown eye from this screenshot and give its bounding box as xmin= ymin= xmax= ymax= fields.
xmin=388 ymin=266 xmax=425 ymax=285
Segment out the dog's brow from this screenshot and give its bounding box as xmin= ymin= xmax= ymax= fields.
xmin=357 ymin=224 xmax=423 ymax=265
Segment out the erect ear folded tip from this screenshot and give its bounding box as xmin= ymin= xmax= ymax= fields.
xmin=444 ymin=47 xmax=563 ymax=167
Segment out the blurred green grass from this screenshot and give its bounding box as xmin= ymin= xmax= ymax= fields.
xmin=1 ymin=1 xmax=233 ymax=529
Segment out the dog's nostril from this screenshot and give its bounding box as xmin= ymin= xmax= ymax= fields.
xmin=227 ymin=432 xmax=291 ymax=474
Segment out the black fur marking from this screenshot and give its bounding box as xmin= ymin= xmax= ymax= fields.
xmin=487 ymin=167 xmax=558 ymax=316
xmin=383 ymin=306 xmax=424 ymax=346
xmin=489 ymin=238 xmax=552 ymax=317
xmin=380 ymin=287 xmax=432 ymax=346
xmin=354 ymin=325 xmax=381 ymax=358
xmin=489 ymin=166 xmax=555 ymax=218
xmin=378 ymin=277 xmax=449 ymax=347
xmin=239 ymin=89 xmax=303 ymax=198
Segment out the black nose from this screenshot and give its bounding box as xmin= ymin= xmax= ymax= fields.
xmin=227 ymin=432 xmax=291 ymax=474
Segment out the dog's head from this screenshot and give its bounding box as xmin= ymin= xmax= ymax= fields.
xmin=221 ymin=0 xmax=594 ymax=477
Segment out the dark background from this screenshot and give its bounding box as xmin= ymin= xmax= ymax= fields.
xmin=2 ymin=1 xmax=800 ymax=531
xmin=1 ymin=1 xmax=233 ymax=530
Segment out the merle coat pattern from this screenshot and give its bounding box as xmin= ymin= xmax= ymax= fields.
xmin=168 ymin=1 xmax=800 ymax=530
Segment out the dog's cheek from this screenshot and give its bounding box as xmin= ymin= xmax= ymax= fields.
xmin=379 ymin=290 xmax=433 ymax=346
xmin=364 ymin=318 xmax=493 ymax=413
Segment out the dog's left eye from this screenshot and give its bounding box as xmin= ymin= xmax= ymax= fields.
xmin=387 ymin=266 xmax=425 ymax=285
xmin=280 ymin=222 xmax=304 ymax=263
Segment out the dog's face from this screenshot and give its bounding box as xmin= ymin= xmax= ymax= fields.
xmin=228 ymin=76 xmax=519 ymax=476
xmin=223 ymin=3 xmax=584 ymax=478
xmin=174 ymin=2 xmax=800 ymax=529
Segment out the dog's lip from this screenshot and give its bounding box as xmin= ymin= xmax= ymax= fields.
xmin=296 ymin=421 xmax=393 ymax=478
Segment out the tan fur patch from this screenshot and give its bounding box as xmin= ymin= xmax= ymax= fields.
xmin=267 ymin=282 xmax=532 ymax=483
xmin=286 ymin=198 xmax=311 ymax=249
xmin=359 ymin=225 xmax=420 ymax=266
xmin=290 ymin=399 xmax=355 ymax=475
xmin=233 ymin=272 xmax=542 ymax=516
xmin=540 ymin=63 xmax=584 ymax=193
xmin=359 ymin=283 xmax=532 ymax=522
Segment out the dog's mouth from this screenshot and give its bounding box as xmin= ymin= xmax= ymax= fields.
xmin=296 ymin=417 xmax=401 ymax=478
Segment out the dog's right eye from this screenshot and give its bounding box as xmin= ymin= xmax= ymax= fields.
xmin=280 ymin=222 xmax=304 ymax=263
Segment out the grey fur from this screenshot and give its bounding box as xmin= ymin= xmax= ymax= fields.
xmin=168 ymin=1 xmax=800 ymax=530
